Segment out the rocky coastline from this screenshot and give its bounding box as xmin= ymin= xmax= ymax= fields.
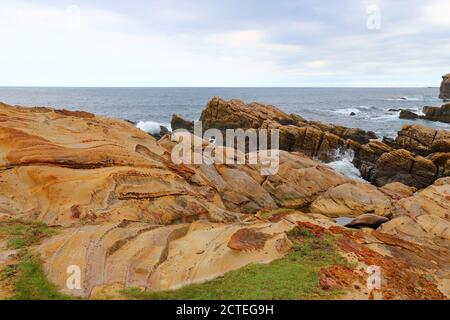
xmin=0 ymin=99 xmax=449 ymax=300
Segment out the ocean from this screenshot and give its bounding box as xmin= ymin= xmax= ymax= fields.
xmin=0 ymin=87 xmax=448 ymax=139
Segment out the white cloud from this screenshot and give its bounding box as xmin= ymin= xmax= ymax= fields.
xmin=422 ymin=0 xmax=450 ymax=27
xmin=305 ymin=60 xmax=328 ymax=68
xmin=0 ymin=0 xmax=448 ymax=87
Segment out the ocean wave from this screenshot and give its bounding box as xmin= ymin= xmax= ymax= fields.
xmin=326 ymin=149 xmax=365 ymax=181
xmin=136 ymin=120 xmax=171 ymax=134
xmin=332 ymin=105 xmax=378 ymax=115
xmin=383 ymin=97 xmax=421 ymax=101
xmin=332 ymin=107 xmax=362 ymax=115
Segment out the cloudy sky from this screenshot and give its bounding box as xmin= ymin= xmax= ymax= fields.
xmin=0 ymin=0 xmax=449 ymax=87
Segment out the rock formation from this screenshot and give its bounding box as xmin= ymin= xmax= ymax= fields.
xmin=397 ymin=103 xmax=450 ymax=124
xmin=399 ymin=109 xmax=419 ymax=120
xmin=439 ymin=73 xmax=450 ymax=100
xmin=0 ymin=101 xmax=449 ymax=300
xmin=422 ymin=103 xmax=450 ymax=123
xmin=174 ymin=98 xmax=449 ymax=189
xmin=171 ymin=114 xmax=194 ymax=133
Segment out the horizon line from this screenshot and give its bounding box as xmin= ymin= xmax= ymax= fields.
xmin=0 ymin=86 xmax=440 ymax=89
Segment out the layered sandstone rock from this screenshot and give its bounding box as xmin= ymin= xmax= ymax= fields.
xmin=378 ymin=177 xmax=450 ymax=270
xmin=37 ymin=219 xmax=294 ymax=297
xmin=1 ymin=101 xmax=449 ymax=300
xmin=439 ymin=73 xmax=450 ymax=100
xmin=309 ymin=182 xmax=393 ymax=217
xmin=0 ymin=103 xmax=234 ymax=226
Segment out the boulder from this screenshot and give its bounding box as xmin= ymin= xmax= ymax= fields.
xmin=371 ymin=149 xmax=437 ymax=188
xmin=395 ymin=124 xmax=450 ymax=156
xmin=378 ymin=177 xmax=450 ymax=261
xmin=399 ymin=109 xmax=419 ymax=120
xmin=309 ymin=182 xmax=392 ymax=217
xmin=439 ymin=73 xmax=450 ymax=100
xmin=171 ymin=114 xmax=194 ymax=133
xmin=344 ymin=213 xmax=389 ymax=229
xmin=422 ymin=103 xmax=450 ymax=123
xmin=379 ymin=182 xmax=416 ymax=200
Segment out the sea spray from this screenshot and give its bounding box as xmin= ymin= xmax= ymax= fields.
xmin=326 ymin=149 xmax=365 ymax=181
xmin=136 ymin=120 xmax=171 ymax=135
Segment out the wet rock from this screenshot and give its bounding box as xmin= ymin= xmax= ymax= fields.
xmin=399 ymin=109 xmax=419 ymax=120
xmin=344 ymin=213 xmax=389 ymax=229
xmin=148 ymin=125 xmax=170 ymax=140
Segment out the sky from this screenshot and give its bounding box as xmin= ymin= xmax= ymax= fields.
xmin=0 ymin=0 xmax=449 ymax=87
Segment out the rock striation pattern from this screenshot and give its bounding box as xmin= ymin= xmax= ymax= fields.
xmin=0 ymin=101 xmax=448 ymax=299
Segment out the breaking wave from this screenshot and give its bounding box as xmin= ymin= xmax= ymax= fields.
xmin=326 ymin=149 xmax=365 ymax=181
xmin=136 ymin=120 xmax=171 ymax=134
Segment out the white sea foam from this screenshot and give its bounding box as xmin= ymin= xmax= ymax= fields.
xmin=333 ymin=108 xmax=361 ymax=115
xmin=136 ymin=120 xmax=171 ymax=134
xmin=383 ymin=97 xmax=420 ymax=101
xmin=326 ymin=149 xmax=365 ymax=181
xmin=332 ymin=105 xmax=378 ymax=115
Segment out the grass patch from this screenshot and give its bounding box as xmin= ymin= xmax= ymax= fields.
xmin=122 ymin=226 xmax=348 ymax=300
xmin=11 ymin=255 xmax=72 ymax=300
xmin=0 ymin=219 xmax=58 ymax=249
xmin=0 ymin=218 xmax=70 ymax=300
xmin=257 ymin=208 xmax=295 ymax=220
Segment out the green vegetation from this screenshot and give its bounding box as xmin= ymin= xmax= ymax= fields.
xmin=122 ymin=226 xmax=348 ymax=300
xmin=257 ymin=208 xmax=295 ymax=220
xmin=0 ymin=219 xmax=58 ymax=249
xmin=11 ymin=255 xmax=72 ymax=300
xmin=0 ymin=218 xmax=72 ymax=300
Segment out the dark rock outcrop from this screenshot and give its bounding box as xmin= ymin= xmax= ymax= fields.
xmin=422 ymin=103 xmax=450 ymax=123
xmin=399 ymin=109 xmax=419 ymax=120
xmin=197 ymin=97 xmax=377 ymax=162
xmin=190 ymin=98 xmax=449 ymax=189
xmin=345 ymin=213 xmax=389 ymax=229
xmin=171 ymin=114 xmax=194 ymax=133
xmin=439 ymin=73 xmax=450 ymax=101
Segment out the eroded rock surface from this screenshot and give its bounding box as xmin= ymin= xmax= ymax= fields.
xmin=0 ymin=101 xmax=449 ymax=300
xmin=440 ymin=73 xmax=450 ymax=101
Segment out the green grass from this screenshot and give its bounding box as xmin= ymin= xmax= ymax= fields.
xmin=122 ymin=227 xmax=347 ymax=300
xmin=257 ymin=208 xmax=295 ymax=220
xmin=0 ymin=219 xmax=58 ymax=249
xmin=0 ymin=219 xmax=71 ymax=300
xmin=11 ymin=255 xmax=72 ymax=300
